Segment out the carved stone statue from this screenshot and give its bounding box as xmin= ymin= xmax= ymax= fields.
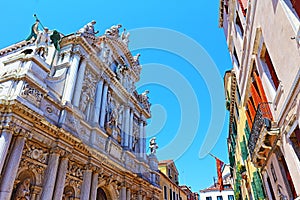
xmin=141 ymin=90 xmax=149 ymax=99
xmin=78 ymin=20 xmax=99 ymax=35
xmin=105 ymin=24 xmax=122 ymax=38
xmin=117 ymin=104 xmax=124 ymax=127
xmin=35 ymin=27 xmax=50 ymax=60
xmin=133 ymin=53 xmax=141 ymax=65
xmin=149 ymin=137 xmax=158 ymax=155
xmin=79 ymin=90 xmax=89 ymax=113
xmin=102 ymin=48 xmax=110 ymax=64
xmin=14 ymin=178 xmax=31 ymax=200
xmin=121 ymin=28 xmax=130 ymax=45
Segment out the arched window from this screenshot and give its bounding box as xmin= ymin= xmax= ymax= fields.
xmin=96 ymin=187 xmax=108 ymax=200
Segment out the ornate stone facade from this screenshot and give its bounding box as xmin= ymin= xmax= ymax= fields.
xmin=0 ymin=21 xmax=160 ymax=200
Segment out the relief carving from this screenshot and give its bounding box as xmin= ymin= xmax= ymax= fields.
xmin=23 ymin=143 xmax=48 ymax=164
xmin=20 ymin=82 xmax=44 ymax=107
xmin=96 ymin=135 xmax=106 ymax=149
xmin=105 ymin=94 xmax=122 ymax=143
xmin=79 ymin=68 xmax=97 ymax=120
xmin=67 ymin=161 xmax=83 ymax=179
xmin=0 ymin=81 xmax=12 ymax=98
xmin=19 ymin=158 xmax=46 ymax=175
xmin=14 ymin=178 xmax=31 ymax=200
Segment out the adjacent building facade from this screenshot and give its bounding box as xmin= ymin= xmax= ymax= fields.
xmin=158 ymin=160 xmax=198 ymax=200
xmin=0 ymin=21 xmax=161 ymax=200
xmin=220 ymin=0 xmax=300 ymax=199
xmin=199 ymin=165 xmax=234 ymax=200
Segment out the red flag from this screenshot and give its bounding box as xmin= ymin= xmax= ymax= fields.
xmin=216 ymin=158 xmax=224 ymax=191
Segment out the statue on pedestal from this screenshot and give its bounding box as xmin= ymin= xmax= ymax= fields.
xmin=78 ymin=20 xmax=99 ymax=35
xmin=105 ymin=24 xmax=122 ymax=38
xmin=149 ymin=137 xmax=158 ymax=155
xmin=121 ymin=28 xmax=130 ymax=45
xmin=14 ymin=178 xmax=31 ymax=200
xmin=35 ymin=27 xmax=50 ymax=60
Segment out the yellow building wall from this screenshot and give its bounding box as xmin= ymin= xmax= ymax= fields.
xmin=159 ymin=173 xmax=188 ymax=200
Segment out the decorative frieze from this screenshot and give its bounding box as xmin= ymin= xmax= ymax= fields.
xmin=109 ymin=142 xmax=122 ymax=160
xmin=0 ymin=81 xmax=13 ymax=99
xmin=23 ymin=142 xmax=48 ymax=164
xmin=67 ymin=161 xmax=84 ymax=179
xmin=95 ymin=133 xmax=107 ymax=149
xmin=19 ymin=158 xmax=46 ymax=175
xmin=20 ymin=82 xmax=44 ymax=107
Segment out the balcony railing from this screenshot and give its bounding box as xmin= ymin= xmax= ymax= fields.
xmin=248 ymin=102 xmax=272 ymax=157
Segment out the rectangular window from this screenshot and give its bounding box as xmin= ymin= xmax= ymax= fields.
xmin=233 ymin=47 xmax=240 ymax=68
xmin=170 ymin=189 xmax=172 ymax=200
xmin=289 ymin=126 xmax=300 ymax=160
xmin=168 ymin=168 xmax=172 ymax=178
xmin=206 ymin=197 xmax=212 ymax=200
xmin=217 ymin=196 xmax=223 ymax=200
xmin=270 ymin=163 xmax=277 ymax=182
xmin=235 ymin=11 xmax=244 ymax=36
xmin=260 ymin=44 xmax=279 ymax=89
xmin=228 ymin=195 xmax=234 ymax=200
xmin=236 ymin=85 xmax=241 ymax=103
xmin=164 ymin=186 xmax=168 ymax=200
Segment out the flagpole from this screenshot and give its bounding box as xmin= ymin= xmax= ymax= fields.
xmin=209 ymin=153 xmax=234 ymax=170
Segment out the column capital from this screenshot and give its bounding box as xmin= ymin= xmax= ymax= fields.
xmin=71 ymin=46 xmax=84 ymax=57
xmin=61 ymin=150 xmax=73 ymax=159
xmin=84 ymin=163 xmax=94 ymax=171
xmin=102 ymin=73 xmax=110 ymax=84
xmin=16 ymin=129 xmax=32 ymax=140
xmin=50 ymin=146 xmax=64 ymax=155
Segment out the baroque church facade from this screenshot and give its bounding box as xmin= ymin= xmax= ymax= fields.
xmin=0 ymin=21 xmax=160 ymax=200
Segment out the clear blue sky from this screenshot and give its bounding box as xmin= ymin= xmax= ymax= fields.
xmin=0 ymin=0 xmax=232 ymax=192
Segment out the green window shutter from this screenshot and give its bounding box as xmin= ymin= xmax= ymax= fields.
xmin=240 ymin=136 xmax=249 ymax=160
xmin=229 ymin=150 xmax=235 ymax=168
xmin=251 ymin=181 xmax=259 ymax=200
xmin=244 ymin=120 xmax=251 ymax=141
xmin=254 ymin=171 xmax=265 ymax=199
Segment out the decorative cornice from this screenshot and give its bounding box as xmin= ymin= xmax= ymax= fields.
xmin=0 ymin=40 xmax=34 ymax=56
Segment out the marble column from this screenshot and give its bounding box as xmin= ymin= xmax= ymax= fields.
xmin=123 ymin=106 xmax=130 ymax=149
xmin=62 ymin=53 xmax=81 ymax=104
xmin=90 ymin=172 xmax=99 ymax=200
xmin=93 ymin=80 xmax=104 ymax=124
xmin=0 ymin=135 xmax=26 ymax=200
xmin=120 ymin=186 xmax=126 ymax=200
xmin=128 ymin=110 xmax=133 ymax=150
xmin=138 ymin=120 xmax=144 ymax=156
xmin=72 ymin=59 xmax=87 ymax=107
xmin=126 ymin=188 xmax=131 ymax=200
xmin=53 ymin=156 xmax=69 ymax=200
xmin=0 ymin=130 xmax=13 ymax=174
xmin=80 ymin=169 xmax=92 ymax=199
xmin=143 ymin=125 xmax=147 ymax=159
xmin=40 ymin=150 xmax=60 ymax=200
xmin=99 ymin=83 xmax=108 ymax=128
xmin=121 ymin=108 xmax=126 ymax=147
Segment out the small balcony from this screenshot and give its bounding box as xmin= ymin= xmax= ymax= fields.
xmin=248 ymin=103 xmax=279 ymax=168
